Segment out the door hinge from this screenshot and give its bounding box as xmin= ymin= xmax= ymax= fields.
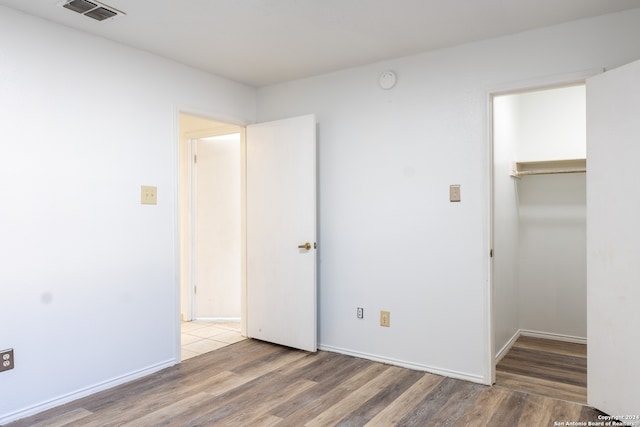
xmin=490 ymin=249 xmax=494 ymax=258
xmin=194 ymin=154 xmax=197 ymax=164
xmin=194 ymin=286 xmax=197 ymax=294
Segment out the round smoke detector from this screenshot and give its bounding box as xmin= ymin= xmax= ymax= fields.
xmin=379 ymin=71 xmax=397 ymax=89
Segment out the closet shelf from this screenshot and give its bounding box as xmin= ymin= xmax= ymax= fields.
xmin=510 ymin=159 xmax=586 ymax=178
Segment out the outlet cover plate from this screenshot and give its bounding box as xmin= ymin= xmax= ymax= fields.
xmin=1 ymin=348 xmax=14 ymax=372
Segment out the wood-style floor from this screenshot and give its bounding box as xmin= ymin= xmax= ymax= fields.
xmin=6 ymin=339 xmax=602 ymax=427
xmin=496 ymin=335 xmax=587 ymax=405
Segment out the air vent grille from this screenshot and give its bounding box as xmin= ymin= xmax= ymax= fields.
xmin=63 ymin=0 xmax=97 ymax=14
xmin=61 ymin=0 xmax=124 ymax=21
xmin=85 ymin=7 xmax=117 ymax=21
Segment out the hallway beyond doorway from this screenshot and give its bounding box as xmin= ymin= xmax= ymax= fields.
xmin=181 ymin=320 xmax=245 ymax=360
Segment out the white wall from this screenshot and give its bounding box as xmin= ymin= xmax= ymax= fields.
xmin=516 ymin=86 xmax=586 ymax=161
xmin=195 ymin=136 xmax=241 ymax=319
xmin=515 ymin=86 xmax=587 ymax=339
xmin=492 ymin=95 xmax=520 ymax=355
xmin=517 ymin=173 xmax=586 ymax=338
xmin=0 ymin=6 xmax=255 ymax=423
xmin=256 ymin=9 xmax=640 ymax=382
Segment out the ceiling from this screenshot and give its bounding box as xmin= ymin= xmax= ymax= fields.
xmin=2 ymin=0 xmax=640 ymax=87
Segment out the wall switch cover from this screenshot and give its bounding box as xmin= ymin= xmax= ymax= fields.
xmin=450 ymin=185 xmax=461 ymax=202
xmin=141 ymin=185 xmax=157 ymax=205
xmin=380 ymin=310 xmax=390 ymax=327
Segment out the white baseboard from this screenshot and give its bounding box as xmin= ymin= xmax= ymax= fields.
xmin=495 ymin=328 xmax=587 ymax=363
xmin=193 ymin=317 xmax=241 ymax=322
xmin=0 ymin=359 xmax=176 ymax=425
xmin=318 ymin=344 xmax=488 ymax=385
xmin=519 ymin=329 xmax=586 ymax=345
xmin=495 ymin=330 xmax=521 ymax=363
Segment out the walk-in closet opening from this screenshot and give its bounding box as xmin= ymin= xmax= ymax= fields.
xmin=492 ymin=84 xmax=587 ymax=403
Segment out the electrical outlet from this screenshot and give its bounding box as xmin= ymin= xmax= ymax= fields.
xmin=357 ymin=307 xmax=364 ymax=319
xmin=0 ymin=349 xmax=14 ymax=372
xmin=141 ymin=185 xmax=157 ymax=205
xmin=380 ymin=310 xmax=390 ymax=327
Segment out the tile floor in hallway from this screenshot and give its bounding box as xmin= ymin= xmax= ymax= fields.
xmin=181 ymin=320 xmax=246 ymax=361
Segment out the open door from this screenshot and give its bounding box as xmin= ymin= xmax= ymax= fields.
xmin=246 ymin=114 xmax=317 ymax=352
xmin=587 ymin=59 xmax=640 ymax=416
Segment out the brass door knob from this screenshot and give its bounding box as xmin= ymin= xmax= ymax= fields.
xmin=297 ymin=242 xmax=311 ymax=250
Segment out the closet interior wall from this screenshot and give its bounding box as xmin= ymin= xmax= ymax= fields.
xmin=493 ymin=85 xmax=587 ymax=357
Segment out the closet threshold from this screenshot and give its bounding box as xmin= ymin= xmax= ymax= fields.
xmin=510 ymin=159 xmax=586 ymax=178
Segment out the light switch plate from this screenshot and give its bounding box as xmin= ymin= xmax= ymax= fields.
xmin=141 ymin=185 xmax=157 ymax=205
xmin=380 ymin=310 xmax=390 ymax=327
xmin=450 ymin=185 xmax=461 ymax=202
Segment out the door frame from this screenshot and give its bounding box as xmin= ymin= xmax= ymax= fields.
xmin=175 ymin=108 xmax=248 ymax=361
xmin=485 ymin=69 xmax=600 ymax=384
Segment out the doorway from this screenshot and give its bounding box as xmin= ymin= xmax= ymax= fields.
xmin=491 ymin=84 xmax=587 ymax=402
xmin=178 ymin=113 xmax=246 ymax=360
xmin=177 ymin=112 xmax=318 ymax=359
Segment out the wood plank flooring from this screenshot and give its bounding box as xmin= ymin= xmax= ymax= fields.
xmin=496 ymin=336 xmax=587 ymax=404
xmin=6 ymin=339 xmax=603 ymax=427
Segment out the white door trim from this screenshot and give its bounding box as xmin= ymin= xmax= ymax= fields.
xmin=186 ymin=137 xmax=197 ymax=322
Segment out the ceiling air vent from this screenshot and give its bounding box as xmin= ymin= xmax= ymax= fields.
xmin=63 ymin=0 xmax=97 ymax=14
xmin=85 ymin=7 xmax=117 ymax=21
xmin=61 ymin=0 xmax=124 ymax=21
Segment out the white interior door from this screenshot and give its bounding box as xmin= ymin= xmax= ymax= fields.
xmin=246 ymin=114 xmax=317 ymax=352
xmin=587 ymin=59 xmax=640 ymax=416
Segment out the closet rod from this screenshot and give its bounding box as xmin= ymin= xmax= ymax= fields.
xmin=511 ymin=168 xmax=586 ymax=177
